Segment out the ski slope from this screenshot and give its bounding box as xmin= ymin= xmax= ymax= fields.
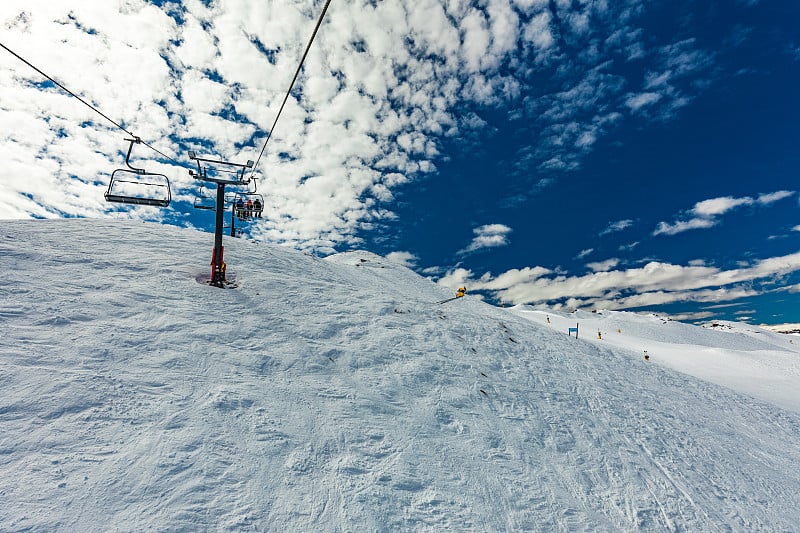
xmin=510 ymin=308 xmax=800 ymax=414
xmin=1 ymin=219 xmax=800 ymax=531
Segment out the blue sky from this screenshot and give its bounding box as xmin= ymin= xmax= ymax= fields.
xmin=1 ymin=0 xmax=798 ymax=323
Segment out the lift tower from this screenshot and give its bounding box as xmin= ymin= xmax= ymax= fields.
xmin=189 ymin=151 xmax=254 ymax=287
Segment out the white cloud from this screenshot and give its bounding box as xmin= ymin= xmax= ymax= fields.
xmin=758 ymin=190 xmax=794 ymax=205
xmin=644 ymin=70 xmax=672 ymax=89
xmin=386 ymin=251 xmax=418 ymax=268
xmin=654 ymin=191 xmax=795 ymax=236
xmin=444 ymin=251 xmax=800 ymax=310
xmin=625 ymin=92 xmax=662 ymax=111
xmin=702 ymin=302 xmax=747 ymax=310
xmin=653 ymin=217 xmax=718 ymax=236
xmin=691 ymin=196 xmax=753 ymax=217
xmin=621 ymin=39 xmax=715 ymax=122
xmin=523 ymin=11 xmax=555 ymax=54
xmin=479 ymin=266 xmax=552 ymax=290
xmin=174 ymin=16 xmax=217 ymax=70
xmin=660 ymin=39 xmax=714 ymax=78
xmin=586 ymin=258 xmax=620 ymax=272
xmin=437 ymin=266 xmax=472 ymax=290
xmin=600 ymin=219 xmax=633 ymax=235
xmin=667 ymin=311 xmax=717 ymax=321
xmin=180 ymin=70 xmax=230 ymax=114
xmin=459 ymin=223 xmax=513 ymax=254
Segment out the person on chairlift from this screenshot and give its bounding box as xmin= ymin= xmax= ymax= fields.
xmin=246 ymin=198 xmax=254 ymax=218
xmin=235 ymin=197 xmax=245 ymax=219
xmin=253 ymin=198 xmax=263 ymax=218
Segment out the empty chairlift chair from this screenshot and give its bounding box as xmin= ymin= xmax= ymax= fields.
xmin=105 ymin=137 xmax=172 ymax=207
xmin=193 ymin=183 xmax=216 ymax=211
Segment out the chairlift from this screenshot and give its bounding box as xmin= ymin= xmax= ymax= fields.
xmin=231 ymin=192 xmax=264 ymax=221
xmin=193 ymin=183 xmax=216 ymax=211
xmin=105 ymin=137 xmax=171 ymax=207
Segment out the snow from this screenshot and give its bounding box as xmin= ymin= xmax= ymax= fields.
xmin=762 ymin=323 xmax=800 ymax=335
xmin=2 ymin=219 xmax=800 ymax=531
xmin=510 ymin=308 xmax=800 ymax=414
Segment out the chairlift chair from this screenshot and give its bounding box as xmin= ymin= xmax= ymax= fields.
xmin=105 ymin=138 xmax=172 ymax=207
xmin=193 ymin=183 xmax=216 ymax=211
xmin=231 ymin=192 xmax=264 ymax=221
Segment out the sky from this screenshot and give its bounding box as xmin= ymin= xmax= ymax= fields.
xmin=1 ymin=0 xmax=798 ymax=324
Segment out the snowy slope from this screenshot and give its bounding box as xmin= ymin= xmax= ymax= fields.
xmin=510 ymin=308 xmax=800 ymax=414
xmin=2 ymin=220 xmax=800 ymax=531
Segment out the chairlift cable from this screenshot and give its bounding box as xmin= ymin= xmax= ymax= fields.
xmin=0 ymin=40 xmax=182 ymax=166
xmin=248 ymin=0 xmax=333 ymax=181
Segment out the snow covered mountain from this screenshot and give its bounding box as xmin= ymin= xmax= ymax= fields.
xmin=2 ymin=219 xmax=799 ymax=531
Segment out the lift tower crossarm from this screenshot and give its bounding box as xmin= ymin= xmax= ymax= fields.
xmin=189 ymin=151 xmax=254 ymax=186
